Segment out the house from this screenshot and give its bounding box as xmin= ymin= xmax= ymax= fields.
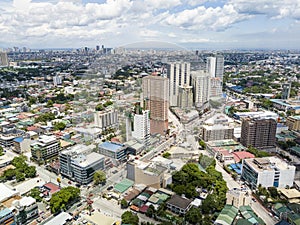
xmin=166 ymin=195 xmax=192 ymax=215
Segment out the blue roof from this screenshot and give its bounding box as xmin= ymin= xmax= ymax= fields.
xmin=99 ymin=142 xmax=124 ymax=152
xmin=0 ymin=208 xmax=12 ymax=218
xmin=13 ymin=137 xmax=24 ymax=143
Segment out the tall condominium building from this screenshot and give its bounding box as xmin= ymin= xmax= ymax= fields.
xmin=59 ymin=144 xmax=105 ymax=184
xmin=178 ymin=85 xmax=193 ymax=109
xmin=282 ymin=83 xmax=291 ymax=100
xmin=240 ymin=117 xmax=277 ymax=149
xmin=53 ymin=75 xmax=62 ymax=86
xmin=210 ymin=77 xmax=223 ymax=99
xmin=142 ymin=75 xmax=169 ymax=135
xmin=166 ymin=62 xmax=191 ymax=106
xmin=94 ymin=109 xmax=118 ymax=131
xmin=207 ymin=55 xmax=224 ymax=79
xmin=30 ymin=135 xmax=61 ymax=162
xmin=241 ymin=157 xmax=295 ymax=188
xmin=0 ymin=52 xmax=8 ymax=67
xmin=132 ymin=109 xmax=150 ymax=144
xmin=191 ymin=70 xmax=210 ymax=108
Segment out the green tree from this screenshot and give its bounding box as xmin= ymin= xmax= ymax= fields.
xmin=120 ymin=199 xmax=128 ymax=209
xmin=46 ymin=100 xmax=54 ymax=108
xmin=95 ymin=103 xmax=104 ymax=111
xmin=199 ymin=140 xmax=206 ymax=149
xmin=93 ymin=170 xmax=106 ymax=185
xmin=50 ymin=187 xmax=80 ymax=214
xmin=145 ymin=204 xmax=155 ymax=218
xmin=53 ymin=122 xmax=66 ymax=131
xmin=0 ymin=146 xmax=4 ymax=156
xmin=162 ymin=152 xmax=171 ymax=159
xmin=121 ymin=211 xmax=139 ymax=225
xmin=3 ymin=168 xmax=16 ymax=180
xmin=186 ymin=207 xmax=202 ymax=224
xmin=28 ymin=187 xmax=43 ymax=202
xmin=25 ymin=166 xmax=36 ymax=178
xmin=16 ymin=170 xmax=25 ymax=182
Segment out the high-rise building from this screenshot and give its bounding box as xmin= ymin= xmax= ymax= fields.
xmin=132 ymin=109 xmax=150 ymax=144
xmin=207 ymin=55 xmax=224 ymax=79
xmin=240 ymin=116 xmax=277 ymax=149
xmin=94 ymin=109 xmax=118 ymax=131
xmin=282 ymin=83 xmax=292 ymax=100
xmin=191 ymin=70 xmax=210 ymax=108
xmin=142 ymin=75 xmax=169 ymax=135
xmin=0 ymin=52 xmax=8 ymax=67
xmin=53 ymin=75 xmax=62 ymax=86
xmin=166 ymin=62 xmax=191 ymax=106
xmin=178 ymin=85 xmax=193 ymax=109
xmin=207 ymin=55 xmax=224 ymax=99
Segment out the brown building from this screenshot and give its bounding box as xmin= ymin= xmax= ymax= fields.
xmin=240 ymin=117 xmax=277 ymax=149
xmin=142 ymin=76 xmax=169 ymax=135
xmin=286 ymin=116 xmax=300 ymax=132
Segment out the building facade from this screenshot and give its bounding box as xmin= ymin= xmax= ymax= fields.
xmin=30 ymin=135 xmax=61 ymax=162
xmin=142 ymin=75 xmax=169 ymax=135
xmin=132 ymin=110 xmax=150 ymax=144
xmin=178 ymin=85 xmax=193 ymax=109
xmin=12 ymin=197 xmax=38 ymax=225
xmin=59 ymin=144 xmax=105 ymax=184
xmin=241 ymin=157 xmax=295 ymax=189
xmin=166 ymin=62 xmax=191 ymax=107
xmin=94 ymin=109 xmax=118 ymax=131
xmin=286 ymin=116 xmax=300 ymax=132
xmin=191 ymin=70 xmax=210 ymax=108
xmin=207 ymin=55 xmax=224 ymax=80
xmin=98 ymin=142 xmax=128 ymax=163
xmin=282 ymin=83 xmax=292 ymax=100
xmin=0 ymin=52 xmax=9 ymax=67
xmin=240 ymin=117 xmax=277 ymax=149
xmin=0 ymin=207 xmax=15 ymax=225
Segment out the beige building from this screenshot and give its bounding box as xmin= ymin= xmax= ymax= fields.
xmin=226 ymin=189 xmax=251 ymax=208
xmin=278 ymin=188 xmax=300 ymax=203
xmin=142 ymin=75 xmax=169 ymax=135
xmin=286 ymin=116 xmax=300 ymax=132
xmin=127 ymin=160 xmax=168 ymax=189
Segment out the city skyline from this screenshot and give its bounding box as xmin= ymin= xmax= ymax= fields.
xmin=0 ymin=0 xmax=300 ymax=50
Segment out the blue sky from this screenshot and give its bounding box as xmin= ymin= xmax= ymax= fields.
xmin=0 ymin=0 xmax=300 ymax=49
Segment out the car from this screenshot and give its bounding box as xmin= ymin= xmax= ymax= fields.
xmin=107 ymin=186 xmax=113 ymax=191
xmin=68 ymin=181 xmax=72 ymax=184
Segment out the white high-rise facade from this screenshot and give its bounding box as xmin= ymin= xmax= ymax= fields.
xmin=191 ymin=70 xmax=211 ymax=108
xmin=0 ymin=52 xmax=8 ymax=67
xmin=132 ymin=110 xmax=150 ymax=144
xmin=167 ymin=62 xmax=191 ymax=106
xmin=207 ymin=55 xmax=224 ymax=99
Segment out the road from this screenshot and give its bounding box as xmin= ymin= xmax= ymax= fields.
xmin=251 ymin=201 xmax=277 ymax=225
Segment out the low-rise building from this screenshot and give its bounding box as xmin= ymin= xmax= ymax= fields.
xmin=98 ymin=142 xmax=128 ymax=163
xmin=278 ymin=188 xmax=300 ymax=204
xmin=0 ymin=124 xmax=25 ymax=148
xmin=286 ymin=115 xmax=300 ymax=132
xmin=13 ymin=137 xmax=31 ymax=154
xmin=0 ymin=207 xmax=15 ymax=225
xmin=226 ymin=189 xmax=251 ymax=208
xmin=59 ymin=144 xmax=105 ymax=184
xmin=30 ymin=135 xmax=61 ymax=162
xmin=241 ymin=157 xmax=296 ymax=189
xmin=12 ymin=196 xmax=38 ymax=225
xmin=166 ymin=195 xmax=192 ymax=215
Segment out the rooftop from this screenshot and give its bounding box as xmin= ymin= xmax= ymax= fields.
xmin=0 ymin=207 xmax=12 ymax=218
xmin=99 ymin=141 xmax=125 ymax=152
xmin=73 ymin=152 xmax=105 ymax=168
xmin=44 ymin=212 xmax=72 ymax=225
xmin=244 ymin=156 xmax=295 ymax=172
xmin=167 ymin=195 xmax=192 ymax=210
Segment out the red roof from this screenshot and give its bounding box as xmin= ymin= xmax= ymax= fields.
xmin=43 ymin=182 xmax=60 ymax=194
xmin=233 ymin=151 xmax=255 ymax=163
xmin=27 ymin=126 xmax=38 ymax=131
xmin=139 ymin=205 xmax=149 ymax=213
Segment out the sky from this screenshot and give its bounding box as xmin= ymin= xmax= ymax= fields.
xmin=0 ymin=0 xmax=300 ymax=49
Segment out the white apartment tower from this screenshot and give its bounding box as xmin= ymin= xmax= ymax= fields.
xmin=207 ymin=55 xmax=224 ymax=99
xmin=132 ymin=110 xmax=150 ymax=144
xmin=0 ymin=52 xmax=9 ymax=67
xmin=166 ymin=62 xmax=191 ymax=106
xmin=191 ymin=70 xmax=210 ymax=108
xmin=94 ymin=109 xmax=118 ymax=131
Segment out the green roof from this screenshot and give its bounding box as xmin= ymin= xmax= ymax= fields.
xmin=288 ymin=213 xmax=300 ymax=225
xmin=114 ymin=179 xmax=134 ymax=193
xmin=239 ymin=205 xmax=265 ymax=225
xmin=215 ymin=205 xmax=238 ymax=225
xmin=236 ymin=219 xmax=252 ymax=225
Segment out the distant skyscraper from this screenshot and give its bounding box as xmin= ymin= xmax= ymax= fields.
xmin=166 ymin=62 xmax=191 ymax=106
xmin=210 ymin=77 xmax=223 ymax=99
xmin=142 ymin=75 xmax=169 ymax=135
xmin=53 ymin=75 xmax=62 ymax=86
xmin=282 ymin=83 xmax=291 ymax=100
xmin=240 ymin=117 xmax=277 ymax=149
xmin=0 ymin=52 xmax=8 ymax=67
xmin=191 ymin=70 xmax=210 ymax=108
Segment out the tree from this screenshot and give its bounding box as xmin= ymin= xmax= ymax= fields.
xmin=3 ymin=168 xmax=16 ymax=180
xmin=50 ymin=187 xmax=80 ymax=214
xmin=186 ymin=207 xmax=202 ymax=224
xmin=145 ymin=205 xmax=155 ymax=218
xmin=0 ymin=146 xmax=4 ymax=156
xmin=25 ymin=166 xmax=36 ymax=178
xmin=93 ymin=170 xmax=106 ymax=185
xmin=162 ymin=152 xmax=171 ymax=159
xmin=16 ymin=170 xmax=25 ymax=182
xmin=120 ymin=199 xmax=128 ymax=209
xmin=46 ymin=100 xmax=53 ymax=108
xmin=28 ymin=187 xmax=43 ymax=202
xmin=199 ymin=140 xmax=206 ymax=149
xmin=121 ymin=211 xmax=139 ymax=225
xmin=53 ymin=122 xmax=66 ymax=131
